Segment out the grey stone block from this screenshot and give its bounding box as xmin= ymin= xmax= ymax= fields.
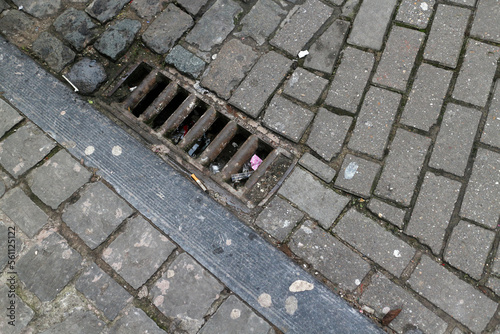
xmin=165 ymin=45 xmax=206 ymax=79
xmin=62 ymin=181 xmax=134 ymax=249
xmin=298 ymin=152 xmax=336 ymax=183
xmin=406 ymin=173 xmax=461 ymax=254
xmin=303 ymin=19 xmax=349 ymax=74
xmin=66 ymin=58 xmax=107 ymax=95
xmin=429 ymin=104 xmax=481 ymax=176
xmin=262 ymin=95 xmax=314 ymax=143
xmin=400 ymin=63 xmax=453 ymax=132
xmin=255 ymin=196 xmax=304 ymax=241
xmin=486 ymin=276 xmax=500 ymax=296
xmin=130 ymin=0 xmax=161 ymax=19
xmin=27 ymin=150 xmax=91 ymax=209
xmin=279 ymin=167 xmax=349 ymax=229
xmin=341 ymin=0 xmax=360 ymax=18
xmin=17 ymin=232 xmax=82 ymax=301
xmin=283 ymin=68 xmax=328 ymax=105
xmin=461 ymin=149 xmax=500 ymax=229
xmin=334 ymin=154 xmax=380 ymax=198
xmin=408 ymin=255 xmax=497 ymax=333
xmin=423 ymin=4 xmax=470 ymax=68
xmin=177 ymin=0 xmax=208 ymax=15
xmin=12 ymin=0 xmax=61 ymax=18
xmin=201 ymin=39 xmax=258 ymax=99
xmin=0 ymin=187 xmax=48 ymax=238
xmin=347 ymin=0 xmax=398 ymax=50
xmin=471 ymin=0 xmax=500 ymax=43
xmin=38 ymin=311 xmax=104 ymax=334
xmin=0 ymin=0 xmax=8 ymax=13
xmin=375 ymin=129 xmax=431 ymax=206
xmin=452 ymin=40 xmax=500 ymax=107
xmin=348 ymin=86 xmax=401 ymax=159
xmin=270 ymin=0 xmax=333 ymax=56
xmin=0 ymin=285 xmax=33 ymax=334
xmin=53 ymin=8 xmax=97 ymax=51
xmin=185 ymin=0 xmax=242 ymax=52
xmin=0 ymin=99 xmax=22 ymax=138
xmin=396 ymin=0 xmax=435 ymax=29
xmin=32 ymin=32 xmax=75 ymax=73
xmin=367 ymin=198 xmax=406 ymax=228
xmin=102 ymin=215 xmax=176 ymax=289
xmin=86 ymin=0 xmax=129 ymax=23
xmin=142 ymin=4 xmax=194 ymax=54
xmin=150 ymin=253 xmax=223 ymax=334
xmin=0 ymin=122 xmax=55 ymax=178
xmin=229 ymin=52 xmax=292 ymax=118
xmin=482 ymin=82 xmax=500 ymax=148
xmin=0 ymin=10 xmax=34 ymax=39
xmin=334 ymin=209 xmax=415 ymax=276
xmin=306 ymin=108 xmax=352 ymax=161
xmin=108 ymin=306 xmax=165 ymax=334
xmin=289 ymin=220 xmax=371 ymax=290
xmin=95 ymin=19 xmax=141 ymax=60
xmin=360 ymin=273 xmax=447 ymax=334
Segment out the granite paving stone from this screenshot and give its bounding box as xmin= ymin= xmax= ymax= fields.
xmin=12 ymin=0 xmax=61 ymax=18
xmin=303 ymin=19 xmax=350 ymax=74
xmin=200 ymin=39 xmax=259 ymax=100
xmin=452 ymin=40 xmax=500 ymax=107
xmin=270 ymin=0 xmax=333 ymax=56
xmin=177 ymin=0 xmax=209 ymax=15
xmin=283 ymin=68 xmax=328 ymax=105
xmin=0 ymin=99 xmax=23 ymax=138
xmin=102 ymin=215 xmax=176 ymax=289
xmin=38 ymin=311 xmax=105 ymax=334
xmin=150 ymin=253 xmax=224 ymax=334
xmin=334 ymin=154 xmax=380 ymax=198
xmin=85 ymin=0 xmax=129 ymax=23
xmin=460 ymin=148 xmax=500 ymax=228
xmin=341 ymin=0 xmax=360 ymax=18
xmin=428 ymin=104 xmax=482 ymax=176
xmin=423 ymin=4 xmax=471 ymax=68
xmin=75 ymin=263 xmax=132 ymax=320
xmin=0 ymin=0 xmax=8 ymax=13
xmin=409 ymin=255 xmax=497 ymax=333
xmin=0 ymin=187 xmax=48 ymax=238
xmin=279 ymin=167 xmax=349 ymax=229
xmin=347 ymin=0 xmax=398 ymax=51
xmin=53 ymin=8 xmax=98 ymax=51
xmin=108 ymin=306 xmax=165 ymax=334
xmin=360 ymin=273 xmax=448 ymax=334
xmin=334 ymin=209 xmax=415 ymax=276
xmin=367 ymin=198 xmax=406 ymax=228
xmin=348 ymin=86 xmax=401 ymax=159
xmin=406 ymin=172 xmax=461 ymax=255
xmin=375 ymin=129 xmax=431 ymax=206
xmin=396 ymin=0 xmax=435 ymax=29
xmin=400 ymin=63 xmax=453 ymax=132
xmin=17 ymin=232 xmax=82 ymax=301
xmin=471 ymin=0 xmax=500 ymax=43
xmin=32 ymin=32 xmax=75 ymax=72
xmin=306 ymin=108 xmax=352 ymax=161
xmin=130 ymin=0 xmax=161 ymax=19
xmin=66 ymin=58 xmax=107 ymax=94
xmin=373 ymin=26 xmax=424 ymax=91
xmin=0 ymin=122 xmax=56 ymax=178
xmin=448 ymin=0 xmax=476 ymax=6
xmin=95 ymin=19 xmax=141 ymax=60
xmin=289 ymin=220 xmax=371 ymax=291
xmin=482 ymin=82 xmax=500 ymax=148
xmin=262 ymin=95 xmax=314 ymax=143
xmin=487 ymin=277 xmax=500 ymax=295
xmin=142 ymin=4 xmax=194 ymax=55
xmin=0 ymin=285 xmax=33 ymax=334
xmin=27 ymin=150 xmax=91 ymax=209
xmin=298 ymin=152 xmax=336 ymax=183
xmin=0 ymin=10 xmax=34 ymax=40
xmin=234 ymin=0 xmax=286 ymax=46
xmin=199 ymin=295 xmax=272 ymax=334
xmin=165 ymin=45 xmax=206 ymax=79
xmin=229 ymin=51 xmax=292 ymax=118
xmin=185 ymin=0 xmax=242 ymax=52
xmin=255 ymin=196 xmax=304 ymax=241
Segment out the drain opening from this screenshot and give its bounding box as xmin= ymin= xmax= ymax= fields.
xmin=132 ymin=74 xmax=170 ymax=117
xmin=149 ymin=87 xmax=190 ymax=130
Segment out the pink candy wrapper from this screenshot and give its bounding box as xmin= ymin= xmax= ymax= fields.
xmin=250 ymin=154 xmax=262 ymax=170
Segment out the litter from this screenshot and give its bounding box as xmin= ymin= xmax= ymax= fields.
xmin=250 ymin=154 xmax=262 ymax=170
xmin=62 ymin=74 xmax=79 ymax=92
xmin=298 ymin=50 xmax=309 ymax=58
xmin=191 ymin=174 xmax=207 ymax=192
xmin=231 ymin=171 xmax=253 ymax=183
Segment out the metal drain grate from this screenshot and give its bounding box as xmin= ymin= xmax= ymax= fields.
xmin=105 ymin=62 xmax=294 ymax=206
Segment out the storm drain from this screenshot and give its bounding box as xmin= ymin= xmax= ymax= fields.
xmin=106 ymin=62 xmax=294 ymax=205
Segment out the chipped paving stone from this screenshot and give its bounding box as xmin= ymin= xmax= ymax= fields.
xmin=367 ymin=198 xmax=406 ymax=228
xmin=165 ymin=45 xmax=207 ymax=79
xmin=283 ymin=67 xmax=329 ymax=106
xmin=334 ymin=154 xmax=380 ymax=198
xmin=255 ymin=196 xmax=304 ymax=241
xmin=298 ymin=152 xmax=336 ymax=183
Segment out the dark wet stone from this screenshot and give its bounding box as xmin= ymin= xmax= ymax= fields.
xmin=53 ymin=8 xmax=98 ymax=51
xmin=66 ymin=58 xmax=107 ymax=94
xmin=86 ymin=0 xmax=129 ymax=23
xmin=165 ymin=45 xmax=206 ymax=78
xmin=95 ymin=19 xmax=141 ymax=60
xmin=12 ymin=0 xmax=61 ymax=18
xmin=32 ymin=32 xmax=75 ymax=72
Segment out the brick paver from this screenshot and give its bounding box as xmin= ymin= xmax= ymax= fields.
xmin=334 ymin=154 xmax=381 ymax=198
xmin=482 ymin=82 xmax=500 ymax=149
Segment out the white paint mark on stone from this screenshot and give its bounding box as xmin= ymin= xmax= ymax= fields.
xmin=393 ymin=249 xmax=402 ymax=258
xmin=382 ymin=306 xmax=391 ymax=314
xmin=289 ymin=280 xmax=314 ymax=292
xmin=344 ymin=162 xmax=359 ymax=179
xmin=420 ymin=2 xmax=428 ymax=10
xmin=230 ymin=308 xmax=241 ymax=319
xmin=282 ymin=220 xmax=291 ymax=228
xmin=112 ymin=146 xmax=122 ymax=156
xmin=258 ymin=293 xmax=272 ymax=308
xmin=85 ymin=146 xmax=95 ymax=155
xmin=298 ymin=50 xmax=309 ymax=58
xmin=156 ymin=279 xmax=170 ymax=294
xmin=226 ymin=239 xmax=232 ymax=246
xmin=166 ymin=270 xmax=175 ymax=278
xmin=153 ymin=295 xmax=164 ymax=307
xmin=301 ymin=226 xmax=313 ymax=234
xmin=111 ymin=261 xmax=122 ymax=271
xmin=285 ymin=296 xmax=298 ymax=315
xmin=355 ymin=279 xmax=361 ymax=286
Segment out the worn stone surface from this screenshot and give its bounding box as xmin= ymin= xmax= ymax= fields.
xmin=53 ymin=8 xmax=97 ymax=51
xmin=102 ymin=215 xmax=176 ymax=289
xmin=185 ymin=0 xmax=242 ymax=52
xmin=409 ymin=256 xmax=497 ymax=333
xmin=85 ymin=0 xmax=129 ymax=23
xmin=32 ymin=32 xmax=75 ymax=72
xmin=165 ymin=45 xmax=206 ymax=79
xmin=471 ymin=0 xmax=500 ymax=43
xmin=367 ymin=198 xmax=406 ymax=228
xmin=428 ymin=104 xmax=482 ymax=176
xmin=0 ymin=99 xmax=23 ymax=138
xmin=306 ymin=108 xmax=352 ymax=161
xmin=341 ymin=0 xmax=360 ymax=18
xmin=38 ymin=311 xmax=104 ymax=334
xmin=108 ymin=306 xmax=165 ymax=334
xmin=283 ymin=68 xmax=328 ymax=105
xmin=406 ymin=172 xmax=461 ymax=255
xmin=0 ymin=0 xmax=8 ymax=13
xmin=235 ymin=0 xmax=286 ymax=45
xmin=298 ymin=152 xmax=336 ymax=183
xmin=487 ymin=277 xmax=500 ymax=296
xmin=334 ymin=154 xmax=380 ymax=198
xmin=375 ymin=129 xmax=431 ymax=206
xmin=13 ymin=0 xmax=61 ymax=18
xmin=130 ymin=0 xmax=161 ymax=19
xmin=334 ymin=209 xmax=415 ymax=276
xmin=255 ymin=196 xmax=304 ymax=241
xmin=27 ymin=150 xmax=91 ymax=209
xmin=142 ymin=4 xmax=194 ymax=54
xmin=482 ymin=83 xmax=500 ymax=148
xmin=0 ymin=10 xmax=34 ymax=39
xmin=95 ymin=19 xmax=141 ymax=60
xmin=201 ymin=39 xmax=258 ymax=99
xmin=279 ymin=167 xmax=349 ymax=229
xmin=177 ymin=0 xmax=208 ymax=15
xmin=396 ymin=0 xmax=435 ymax=29
xmin=0 ymin=285 xmax=33 ymax=334
xmin=0 ymin=122 xmax=55 ymax=178
xmin=66 ymin=58 xmax=107 ymax=95
xmin=348 ymin=86 xmax=401 ymax=159
xmin=289 ymin=220 xmax=371 ymax=291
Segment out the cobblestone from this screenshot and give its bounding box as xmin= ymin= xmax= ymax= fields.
xmin=95 ymin=19 xmax=141 ymax=61
xmin=367 ymin=198 xmax=406 ymax=228
xmin=334 ymin=154 xmax=380 ymax=198
xmin=13 ymin=0 xmax=61 ymax=18
xmin=108 ymin=306 xmax=165 ymax=334
xmin=487 ymin=277 xmax=500 ymax=295
xmin=471 ymin=0 xmax=500 ymax=43
xmin=53 ymin=8 xmax=97 ymax=51
xmin=283 ymin=67 xmax=328 ymax=106
xmin=66 ymin=58 xmax=107 ymax=95
xmin=177 ymin=0 xmax=208 ymax=15
xmin=396 ymin=0 xmax=435 ymax=29
xmin=0 ymin=0 xmax=8 ymax=13
xmin=165 ymin=45 xmax=206 ymax=79
xmin=130 ymin=0 xmax=161 ymax=19
xmin=32 ymin=32 xmax=75 ymax=72
xmin=0 ymin=10 xmax=34 ymax=40
xmin=482 ymin=83 xmax=500 ymax=148
xmin=85 ymin=0 xmax=129 ymax=23
xmin=298 ymin=152 xmax=336 ymax=183
xmin=39 ymin=311 xmax=104 ymax=334
xmin=255 ymin=196 xmax=304 ymax=241
xmin=0 ymin=285 xmax=33 ymax=334
xmin=0 ymin=99 xmax=23 ymax=138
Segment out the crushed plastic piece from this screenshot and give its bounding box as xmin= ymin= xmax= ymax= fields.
xmin=231 ymin=171 xmax=253 ymax=183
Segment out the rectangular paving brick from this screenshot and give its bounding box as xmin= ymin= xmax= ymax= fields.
xmin=448 ymin=0 xmax=476 ymax=6
xmin=270 ymin=0 xmax=333 ymax=56
xmin=279 ymin=167 xmax=350 ymax=229
xmin=325 ymin=47 xmax=374 ymax=113
xmin=334 ymin=154 xmax=381 ymax=198
xmin=409 ymin=255 xmax=497 ymax=333
xmin=375 ymin=129 xmax=431 ymax=206
xmin=0 ymin=99 xmax=22 ymax=138
xmin=428 ymin=104 xmax=482 ymax=176
xmin=452 ymin=40 xmax=500 ymax=107
xmin=396 ymin=0 xmax=435 ymax=29
xmin=373 ymin=26 xmax=424 ymax=91
xmin=406 ymin=172 xmax=461 ymax=254
xmin=367 ymin=198 xmax=406 ymax=228
xmin=334 ymin=209 xmax=415 ymax=276
xmin=460 ymin=148 xmax=500 ymax=228
xmin=348 ymin=86 xmax=401 ymax=159
xmin=177 ymin=0 xmax=208 ymax=15
xmin=400 ymin=63 xmax=453 ymax=132
xmin=283 ymin=68 xmax=328 ymax=106
xmin=471 ymin=0 xmax=500 ymax=43
xmin=298 ymin=152 xmax=336 ymax=183
xmin=255 ymin=196 xmax=304 ymax=241
xmin=229 ymin=51 xmax=292 ymax=118
xmin=423 ymin=4 xmax=471 ymax=68
xmin=482 ymin=82 xmax=500 ymax=148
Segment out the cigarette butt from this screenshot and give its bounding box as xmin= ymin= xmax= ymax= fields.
xmin=191 ymin=174 xmax=207 ymax=192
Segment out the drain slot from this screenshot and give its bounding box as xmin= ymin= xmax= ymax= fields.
xmin=150 ymin=87 xmax=189 ymax=130
xmin=132 ymin=75 xmax=170 ymax=117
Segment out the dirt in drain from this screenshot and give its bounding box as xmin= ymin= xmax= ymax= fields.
xmin=246 ymin=155 xmax=291 ymax=203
